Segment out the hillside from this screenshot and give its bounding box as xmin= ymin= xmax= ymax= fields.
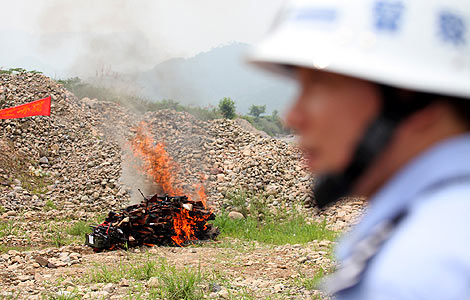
xmin=136 ymin=43 xmax=296 ymax=114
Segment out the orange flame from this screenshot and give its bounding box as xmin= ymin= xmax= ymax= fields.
xmin=131 ymin=122 xmax=211 ymax=246
xmin=132 ymin=123 xmax=183 ymax=195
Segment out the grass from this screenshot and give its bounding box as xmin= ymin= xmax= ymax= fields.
xmin=216 ymin=189 xmax=337 ymax=245
xmin=0 ymin=292 xmax=21 ymax=300
xmin=0 ymin=245 xmax=33 ymax=254
xmin=294 ymin=268 xmax=326 ymax=291
xmin=66 ymin=221 xmax=92 ymax=236
xmin=44 ymin=199 xmax=57 ymax=211
xmin=85 ymin=257 xmax=205 ymax=300
xmin=0 ymin=220 xmax=17 ymax=238
xmin=18 ymin=172 xmax=52 ymax=195
xmin=213 ymin=214 xmax=336 ymax=245
xmin=0 ymin=205 xmax=5 ymax=214
xmin=47 ymin=290 xmax=82 ymax=300
xmin=223 ymin=189 xmax=272 ymax=219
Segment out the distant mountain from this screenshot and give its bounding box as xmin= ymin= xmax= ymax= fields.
xmin=137 ymin=43 xmax=296 ymax=114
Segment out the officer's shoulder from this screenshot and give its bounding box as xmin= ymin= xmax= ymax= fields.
xmin=394 ymin=181 xmax=470 ymax=250
xmin=364 ymin=182 xmax=470 ymax=298
xmin=410 ymin=181 xmax=470 ymax=229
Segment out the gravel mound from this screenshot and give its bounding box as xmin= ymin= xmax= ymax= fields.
xmin=0 ymin=72 xmax=127 ymax=216
xmin=140 ymin=109 xmax=313 ymax=210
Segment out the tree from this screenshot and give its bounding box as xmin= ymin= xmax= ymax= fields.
xmin=248 ymin=104 xmax=266 ymax=118
xmin=218 ymin=97 xmax=236 ymax=119
xmin=271 ymin=109 xmax=279 ymax=119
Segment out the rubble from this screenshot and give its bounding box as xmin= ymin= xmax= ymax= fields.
xmin=0 ymin=72 xmax=129 ymax=215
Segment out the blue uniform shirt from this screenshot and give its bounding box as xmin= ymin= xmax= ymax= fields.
xmin=335 ymin=134 xmax=470 ymax=299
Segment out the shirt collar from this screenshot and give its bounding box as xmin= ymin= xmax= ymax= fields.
xmin=337 ymin=134 xmax=470 ymax=260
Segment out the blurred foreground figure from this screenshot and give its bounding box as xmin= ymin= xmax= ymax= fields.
xmin=248 ymin=0 xmax=469 ymax=298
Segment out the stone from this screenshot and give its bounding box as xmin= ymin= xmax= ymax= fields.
xmin=274 ymin=283 xmax=284 ymax=293
xmin=18 ymin=275 xmax=31 ymax=282
xmin=297 ymin=257 xmax=309 ymax=264
xmin=103 ymin=283 xmax=114 ymax=293
xmin=147 ymin=276 xmax=160 ymax=288
xmin=119 ymin=278 xmax=129 ymax=287
xmin=265 ymin=184 xmax=278 ymax=195
xmin=216 ymin=174 xmax=225 ymax=182
xmin=228 ymin=211 xmax=244 ymax=220
xmin=209 ymin=283 xmax=222 ymax=293
xmin=39 ymin=157 xmax=49 ymax=165
xmin=218 ymin=288 xmax=229 ymax=299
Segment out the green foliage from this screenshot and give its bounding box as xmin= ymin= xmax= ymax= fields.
xmin=16 ymin=166 xmax=52 ymax=196
xmin=248 ymin=104 xmax=266 ymax=118
xmin=218 ymin=97 xmax=236 ymax=119
xmin=0 ymin=206 xmax=5 ymax=214
xmin=44 ymin=199 xmax=57 ymax=211
xmin=0 ymin=220 xmax=17 ymax=238
xmin=47 ymin=290 xmax=81 ymax=300
xmin=215 ymin=190 xmax=337 ymax=245
xmin=224 ymin=189 xmax=269 ymax=219
xmin=0 ymin=290 xmax=21 ymax=299
xmin=86 ymin=258 xmax=204 ymax=300
xmin=0 ymin=68 xmax=42 ymax=75
xmin=0 ymin=245 xmax=32 ymax=254
xmin=294 ymin=268 xmax=326 ymax=291
xmin=57 ymin=77 xmax=222 ymax=121
xmin=47 ymin=226 xmax=66 ymax=247
xmin=149 ymin=263 xmax=203 ymax=300
xmin=66 ymin=221 xmax=92 ymax=236
xmin=213 ymin=213 xmax=336 ymax=245
xmin=241 ymin=111 xmax=290 ymax=137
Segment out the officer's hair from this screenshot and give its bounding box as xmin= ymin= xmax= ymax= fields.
xmin=380 ymin=85 xmax=469 ymax=130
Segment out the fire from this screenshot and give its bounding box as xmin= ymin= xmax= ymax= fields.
xmin=131 ymin=122 xmax=211 ymax=246
xmin=132 ymin=123 xmax=183 ymax=196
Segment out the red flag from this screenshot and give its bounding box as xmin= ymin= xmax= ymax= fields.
xmin=0 ymin=96 xmax=51 ymax=120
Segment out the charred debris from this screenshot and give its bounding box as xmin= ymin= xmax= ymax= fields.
xmin=85 ymin=191 xmax=219 ymax=251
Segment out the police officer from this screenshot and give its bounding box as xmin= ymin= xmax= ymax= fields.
xmin=248 ymin=0 xmax=469 ymax=298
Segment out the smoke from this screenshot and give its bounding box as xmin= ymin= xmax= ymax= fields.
xmin=36 ymin=0 xmax=171 ymax=76
xmin=120 ymin=140 xmax=162 ymax=204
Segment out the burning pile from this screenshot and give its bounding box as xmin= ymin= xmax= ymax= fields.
xmin=86 ymin=193 xmax=218 ymax=250
xmin=86 ymin=123 xmax=219 ymax=250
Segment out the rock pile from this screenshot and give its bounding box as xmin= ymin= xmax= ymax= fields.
xmin=0 ymin=246 xmax=83 ymax=287
xmin=0 ymin=72 xmax=128 ymax=215
xmin=140 ymin=110 xmax=313 ymax=210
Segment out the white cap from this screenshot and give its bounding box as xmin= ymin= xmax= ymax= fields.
xmin=247 ymin=0 xmax=470 ymax=98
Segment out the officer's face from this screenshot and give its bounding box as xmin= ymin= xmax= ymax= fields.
xmin=286 ymin=68 xmax=381 ymax=173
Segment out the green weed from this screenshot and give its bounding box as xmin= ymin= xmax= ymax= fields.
xmin=66 ymin=221 xmax=91 ymax=236
xmin=47 ymin=290 xmax=81 ymax=300
xmin=44 ymin=200 xmax=57 ymax=211
xmin=85 ymin=257 xmax=205 ymax=300
xmin=0 ymin=220 xmax=17 ymax=238
xmin=212 ymin=213 xmax=336 ymax=245
xmin=294 ymin=268 xmax=326 ymax=291
xmin=224 ymin=189 xmax=270 ymax=219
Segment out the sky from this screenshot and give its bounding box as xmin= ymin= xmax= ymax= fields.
xmin=0 ymin=0 xmax=285 ymax=77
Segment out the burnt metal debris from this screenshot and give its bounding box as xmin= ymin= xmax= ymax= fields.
xmin=85 ymin=191 xmax=219 ymax=251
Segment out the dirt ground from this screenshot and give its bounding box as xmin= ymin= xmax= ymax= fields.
xmin=1 ymin=237 xmax=336 ymax=299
